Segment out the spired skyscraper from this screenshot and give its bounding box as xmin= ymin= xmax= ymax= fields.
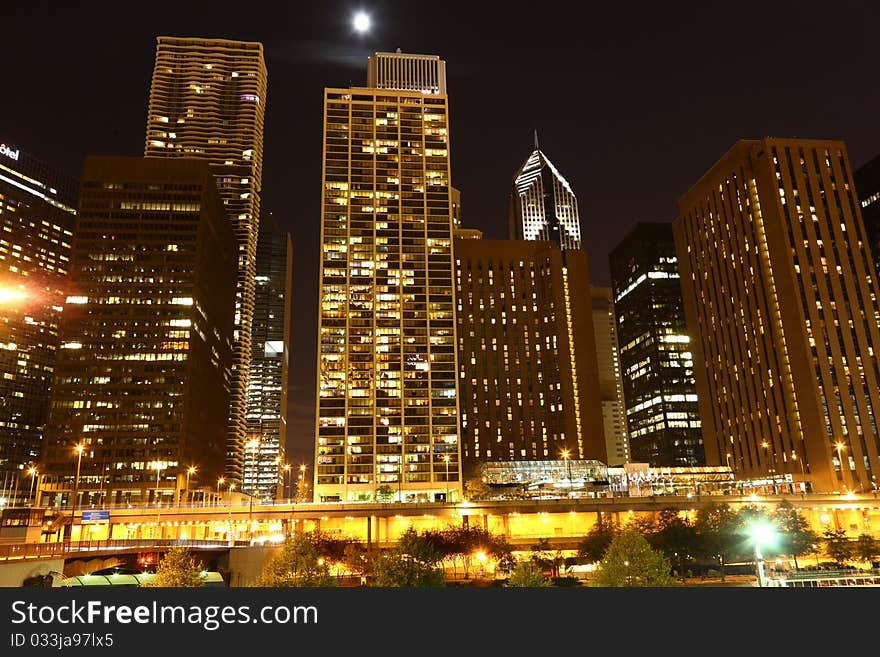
xmin=315 ymin=51 xmax=460 ymax=503
xmin=510 ymin=134 xmax=581 ymax=251
xmin=144 ymin=36 xmax=268 ymax=487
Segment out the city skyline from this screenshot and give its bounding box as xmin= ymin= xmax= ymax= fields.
xmin=2 ymin=1 xmax=879 ymax=468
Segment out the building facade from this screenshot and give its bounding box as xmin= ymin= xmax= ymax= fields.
xmin=609 ymin=222 xmax=703 ymax=466
xmin=854 ymin=154 xmax=880 ymax=274
xmin=0 ymin=140 xmax=77 ymax=503
xmin=590 ymin=286 xmax=629 ymax=466
xmin=509 ymin=138 xmax=581 ymax=251
xmin=144 ymin=36 xmax=268 ymax=486
xmin=244 ymin=212 xmax=291 ymax=499
xmin=454 ymin=238 xmax=606 ymax=476
xmin=315 ymin=52 xmax=460 ymax=502
xmin=674 ymin=138 xmax=880 ymax=493
xmin=40 ymin=157 xmax=237 ymax=507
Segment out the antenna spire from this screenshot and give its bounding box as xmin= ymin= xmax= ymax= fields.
xmin=534 ymin=130 xmax=539 ymax=150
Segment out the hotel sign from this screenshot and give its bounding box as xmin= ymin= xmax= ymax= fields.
xmin=0 ymin=144 xmax=19 ymax=161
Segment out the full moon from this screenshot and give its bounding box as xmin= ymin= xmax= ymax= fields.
xmin=353 ymin=11 xmax=371 ymax=34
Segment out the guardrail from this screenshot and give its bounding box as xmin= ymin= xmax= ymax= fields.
xmin=0 ymin=539 xmax=238 ymax=562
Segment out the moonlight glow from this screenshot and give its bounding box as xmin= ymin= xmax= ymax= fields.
xmin=353 ymin=11 xmax=371 ymax=34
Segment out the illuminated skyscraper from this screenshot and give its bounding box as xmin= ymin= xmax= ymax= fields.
xmin=590 ymin=286 xmax=630 ymax=466
xmin=609 ymin=222 xmax=703 ymax=467
xmin=315 ymin=52 xmax=460 ymax=503
xmin=454 ymin=237 xmax=606 ymax=476
xmin=0 ymin=139 xmax=76 ymax=502
xmin=510 ymin=136 xmax=581 ymax=250
xmin=854 ymin=154 xmax=880 ymax=274
xmin=244 ymin=212 xmax=291 ymax=500
xmin=675 ymin=138 xmax=880 ymax=493
xmin=145 ymin=36 xmax=268 ymax=485
xmin=41 ymin=157 xmax=236 ymax=508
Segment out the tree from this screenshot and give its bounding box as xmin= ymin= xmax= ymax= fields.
xmin=773 ymin=502 xmax=819 ymax=570
xmin=375 ymin=485 xmax=394 ymax=502
xmin=853 ymin=534 xmax=879 ymax=566
xmin=822 ymin=528 xmax=853 ymax=566
xmin=694 ymin=502 xmax=741 ymax=579
xmin=590 ymin=528 xmax=676 ymax=587
xmin=255 ymin=532 xmax=337 ymax=587
xmin=506 ymin=559 xmax=551 ymax=587
xmin=142 ymin=546 xmax=204 ymax=587
xmin=578 ymin=515 xmax=616 ymax=563
xmin=464 ymin=476 xmax=492 ymax=500
xmin=368 ymin=528 xmax=445 ymax=587
xmin=652 ymin=508 xmax=699 ymax=581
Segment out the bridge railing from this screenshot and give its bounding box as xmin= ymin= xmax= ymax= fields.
xmin=0 ymin=539 xmax=238 ymax=561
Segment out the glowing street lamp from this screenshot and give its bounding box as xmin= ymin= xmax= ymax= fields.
xmin=153 ymin=461 xmax=165 ymax=506
xmin=748 ymin=521 xmax=777 ymax=587
xmin=561 ymin=450 xmax=573 ymax=495
xmin=27 ymin=466 xmax=38 ymax=507
xmin=282 ymin=464 xmax=291 ymax=503
xmin=443 ymin=454 xmax=451 ymax=503
xmin=216 ymin=477 xmax=225 ymax=506
xmin=181 ymin=466 xmax=197 ymax=507
xmin=71 ymin=444 xmax=85 ymax=516
xmin=299 ymin=464 xmax=307 ymax=503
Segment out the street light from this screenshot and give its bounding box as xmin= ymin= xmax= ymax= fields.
xmin=443 ymin=455 xmax=450 ymax=503
xmin=561 ymin=450 xmax=572 ymax=496
xmin=216 ymin=477 xmax=225 ymax=506
xmin=182 ymin=466 xmax=196 ymax=508
xmin=282 ymin=464 xmax=291 ymax=503
xmin=246 ymin=439 xmax=260 ymax=541
xmin=71 ymin=444 xmax=84 ymax=515
xmin=748 ymin=520 xmax=777 ymax=587
xmin=27 ymin=466 xmax=37 ymax=507
xmin=791 ymin=451 xmax=805 ymax=490
xmin=153 ymin=461 xmax=164 ymax=506
xmin=299 ymin=464 xmax=307 ymax=503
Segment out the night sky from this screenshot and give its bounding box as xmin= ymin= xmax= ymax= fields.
xmin=2 ymin=0 xmax=879 ymax=466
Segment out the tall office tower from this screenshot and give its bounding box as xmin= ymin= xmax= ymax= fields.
xmin=41 ymin=157 xmax=236 ymax=507
xmin=509 ymin=136 xmax=581 ymax=250
xmin=244 ymin=212 xmax=292 ymax=500
xmin=609 ymin=222 xmax=703 ymax=466
xmin=854 ymin=154 xmax=880 ymax=273
xmin=0 ymin=140 xmax=76 ymax=502
xmin=590 ymin=287 xmax=629 ymax=466
xmin=145 ymin=36 xmax=268 ymax=485
xmin=315 ymin=52 xmax=460 ymax=503
xmin=674 ymin=138 xmax=880 ymax=493
xmin=454 ymin=238 xmax=606 ymax=476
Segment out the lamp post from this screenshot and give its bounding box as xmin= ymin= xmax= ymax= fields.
xmin=216 ymin=477 xmax=225 ymax=507
xmin=27 ymin=467 xmax=37 ymax=507
xmin=748 ymin=521 xmax=777 ymax=587
xmin=153 ymin=461 xmax=164 ymax=506
xmin=182 ymin=466 xmax=196 ymax=508
xmin=562 ymin=450 xmax=572 ymax=496
xmin=71 ymin=444 xmax=84 ymax=515
xmin=791 ymin=451 xmax=805 ymax=491
xmin=443 ymin=455 xmax=450 ymax=503
xmin=299 ymin=464 xmax=307 ymax=503
xmin=246 ymin=439 xmax=260 ymax=541
xmin=282 ymin=464 xmax=291 ymax=503
xmin=835 ymin=442 xmax=846 ymax=488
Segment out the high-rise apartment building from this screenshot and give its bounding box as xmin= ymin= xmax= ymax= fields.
xmin=144 ymin=36 xmax=268 ymax=485
xmin=0 ymin=139 xmax=77 ymax=502
xmin=590 ymin=286 xmax=629 ymax=466
xmin=454 ymin=238 xmax=606 ymax=476
xmin=674 ymin=138 xmax=880 ymax=493
xmin=40 ymin=157 xmax=236 ymax=507
xmin=609 ymin=222 xmax=703 ymax=466
xmin=244 ymin=212 xmax=291 ymax=500
xmin=510 ymin=137 xmax=581 ymax=251
xmin=854 ymin=154 xmax=880 ymax=274
xmin=315 ymin=52 xmax=460 ymax=503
